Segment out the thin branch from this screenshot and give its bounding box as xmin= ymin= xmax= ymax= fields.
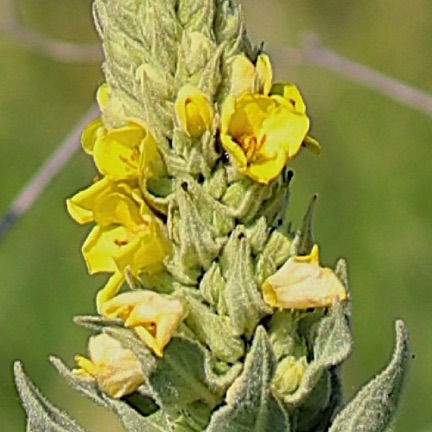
xmin=269 ymin=35 xmax=432 ymax=117
xmin=0 ymin=105 xmax=100 ymax=240
xmin=0 ymin=0 xmax=102 ymax=63
xmin=2 ymin=28 xmax=432 ymax=240
xmin=2 ymin=0 xmax=432 ymax=115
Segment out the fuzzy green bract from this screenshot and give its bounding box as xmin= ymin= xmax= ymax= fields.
xmin=14 ymin=0 xmax=410 ymax=430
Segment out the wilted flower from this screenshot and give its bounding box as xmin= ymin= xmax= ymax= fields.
xmin=101 ymin=291 xmax=187 ymax=357
xmin=73 ymin=333 xmax=144 ymax=398
xmin=262 ymin=245 xmax=347 ymax=309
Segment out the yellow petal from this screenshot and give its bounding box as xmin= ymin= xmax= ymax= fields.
xmin=261 ymin=103 xmax=309 ymax=158
xmin=101 ymin=291 xmax=144 ymax=320
xmin=293 ymin=244 xmax=320 ymax=264
xmin=220 ymin=133 xmax=248 ymax=171
xmin=66 ymin=177 xmax=114 ymax=225
xmin=82 ymin=225 xmax=129 ymax=274
xmin=92 ymin=192 xmax=144 ymax=229
xmin=228 ymin=55 xmax=256 ymax=95
xmin=255 ymin=53 xmax=273 ymax=95
xmin=114 ymin=223 xmax=171 ymax=274
xmin=262 ymin=245 xmax=347 ymax=309
xmin=81 ymin=118 xmax=104 ymax=155
xmin=220 ymin=91 xmax=310 ymax=183
xmin=96 ymin=83 xmax=110 ymax=111
xmin=175 ymin=85 xmax=214 ymax=138
xmin=271 ymin=83 xmax=307 ymax=114
xmin=96 ymin=271 xmax=125 ymax=313
xmin=93 ymin=123 xmax=145 ymax=180
xmin=126 ymin=295 xmax=185 ymax=353
xmin=73 ymin=355 xmax=97 ymax=377
xmin=139 ymin=133 xmax=167 ymax=180
xmin=245 ymin=151 xmax=286 ymax=184
xmin=229 ymin=93 xmax=273 ymax=138
xmin=302 ymin=135 xmax=321 ymax=155
xmin=134 ymin=325 xmax=163 ymax=357
xmin=229 ymin=53 xmax=273 ymax=96
xmin=101 ymin=291 xmax=186 ymax=357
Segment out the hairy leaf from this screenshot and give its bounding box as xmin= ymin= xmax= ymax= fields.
xmin=329 ymin=320 xmax=410 ymax=432
xmin=14 ymin=362 xmax=86 ymax=432
xmin=206 ymin=327 xmax=290 ymax=432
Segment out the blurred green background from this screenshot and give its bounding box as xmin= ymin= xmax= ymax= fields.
xmin=0 ymin=0 xmax=431 ymax=430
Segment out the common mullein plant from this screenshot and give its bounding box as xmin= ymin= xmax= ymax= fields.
xmin=14 ymin=1 xmax=410 ymax=431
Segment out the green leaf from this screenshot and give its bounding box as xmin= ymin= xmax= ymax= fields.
xmin=329 ymin=320 xmax=410 ymax=432
xmin=206 ymin=327 xmax=290 ymax=432
xmin=334 ymin=258 xmax=352 ymax=321
xmin=221 ymin=180 xmax=273 ymax=223
xmin=182 ymin=176 xmax=234 ymax=236
xmin=177 ymin=0 xmax=215 ymax=36
xmin=181 ymin=292 xmax=245 ymax=363
xmin=169 ymin=178 xmax=227 ymax=271
xmin=244 ymin=216 xmax=268 ymax=256
xmin=260 ymin=169 xmax=293 ymax=233
xmin=220 ymin=226 xmax=271 ymax=337
xmin=151 ymin=338 xmax=231 ymax=404
xmin=199 ymin=262 xmax=226 ymax=311
xmin=291 ymin=194 xmax=317 ymax=256
xmin=255 ymin=230 xmax=291 ymax=285
xmin=73 ymin=314 xmax=124 ymax=332
xmin=293 ymin=368 xmax=331 ymax=432
xmin=14 ymin=361 xmax=86 ymax=432
xmin=147 ymin=337 xmax=235 ymax=430
xmin=280 ymin=302 xmax=352 ymax=407
xmin=267 ymin=310 xmax=306 ymax=361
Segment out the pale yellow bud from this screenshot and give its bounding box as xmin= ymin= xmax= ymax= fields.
xmin=175 ymin=85 xmax=214 ymax=137
xmin=73 ymin=334 xmax=144 ymax=398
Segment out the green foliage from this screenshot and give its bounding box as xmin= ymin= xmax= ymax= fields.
xmin=329 ymin=321 xmax=409 ymax=432
xmin=14 ymin=362 xmax=86 ymax=432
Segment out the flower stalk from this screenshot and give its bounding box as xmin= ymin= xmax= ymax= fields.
xmin=14 ymin=0 xmax=410 ymax=431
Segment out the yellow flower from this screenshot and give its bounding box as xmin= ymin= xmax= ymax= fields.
xmin=73 ymin=333 xmax=144 ymax=398
xmin=262 ymin=245 xmax=347 ymax=309
xmin=175 ymin=84 xmax=214 ymax=138
xmin=69 ymin=185 xmax=171 ymax=310
xmin=83 ymin=190 xmax=169 ymax=272
xmin=87 ymin=194 xmax=170 ymax=306
xmin=81 ymin=120 xmax=164 ymax=181
xmin=101 ymin=291 xmax=187 ymax=357
xmin=220 ymin=89 xmax=310 ymax=184
xmin=228 ymin=53 xmax=272 ymax=96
